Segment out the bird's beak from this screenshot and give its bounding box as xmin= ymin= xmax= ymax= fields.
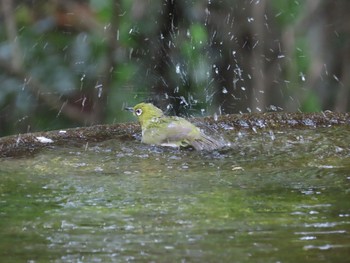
xmin=124 ymin=107 xmax=134 ymax=112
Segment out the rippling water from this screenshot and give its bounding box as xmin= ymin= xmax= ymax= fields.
xmin=1 ymin=126 xmax=350 ymax=262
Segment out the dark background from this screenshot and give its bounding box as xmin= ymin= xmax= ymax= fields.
xmin=0 ymin=0 xmax=349 ymax=137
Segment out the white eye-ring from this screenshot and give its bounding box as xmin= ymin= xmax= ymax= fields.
xmin=135 ymin=108 xmax=143 ymax=116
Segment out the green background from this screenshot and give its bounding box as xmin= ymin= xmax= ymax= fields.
xmin=0 ymin=0 xmax=349 ymax=136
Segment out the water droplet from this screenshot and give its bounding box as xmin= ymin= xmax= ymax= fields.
xmin=324 ymin=64 xmax=329 ymax=76
xmin=175 ymin=64 xmax=181 ymax=74
xmin=275 ymin=12 xmax=282 ymax=17
xmin=180 ymin=96 xmax=188 ymax=106
xmin=95 ymin=83 xmax=103 ymax=98
xmin=268 ymin=105 xmax=277 ymax=111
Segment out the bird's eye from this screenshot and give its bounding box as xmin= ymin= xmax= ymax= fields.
xmin=135 ymin=108 xmax=142 ymax=116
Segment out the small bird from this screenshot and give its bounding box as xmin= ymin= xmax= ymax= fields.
xmin=125 ymin=102 xmax=227 ymax=151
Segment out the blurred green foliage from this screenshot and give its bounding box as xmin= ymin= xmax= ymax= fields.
xmin=0 ymin=0 xmax=349 ymax=136
xmin=270 ymin=0 xmax=303 ymax=26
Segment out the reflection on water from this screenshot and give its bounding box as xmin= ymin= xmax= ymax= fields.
xmin=1 ymin=126 xmax=350 ymax=262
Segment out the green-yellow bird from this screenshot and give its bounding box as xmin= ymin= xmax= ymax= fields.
xmin=126 ymin=102 xmax=227 ymax=151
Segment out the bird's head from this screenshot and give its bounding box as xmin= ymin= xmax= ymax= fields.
xmin=125 ymin=103 xmax=164 ymax=127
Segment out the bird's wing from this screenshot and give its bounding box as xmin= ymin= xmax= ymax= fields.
xmin=144 ymin=116 xmax=228 ymax=150
xmin=143 ymin=117 xmax=198 ymax=144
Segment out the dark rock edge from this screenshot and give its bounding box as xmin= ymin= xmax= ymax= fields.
xmin=1 ymin=111 xmax=349 ymax=158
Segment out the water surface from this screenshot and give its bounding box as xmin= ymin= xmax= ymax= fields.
xmin=1 ymin=126 xmax=350 ymax=262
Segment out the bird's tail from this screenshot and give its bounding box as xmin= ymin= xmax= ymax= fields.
xmin=190 ymin=132 xmax=229 ymax=151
